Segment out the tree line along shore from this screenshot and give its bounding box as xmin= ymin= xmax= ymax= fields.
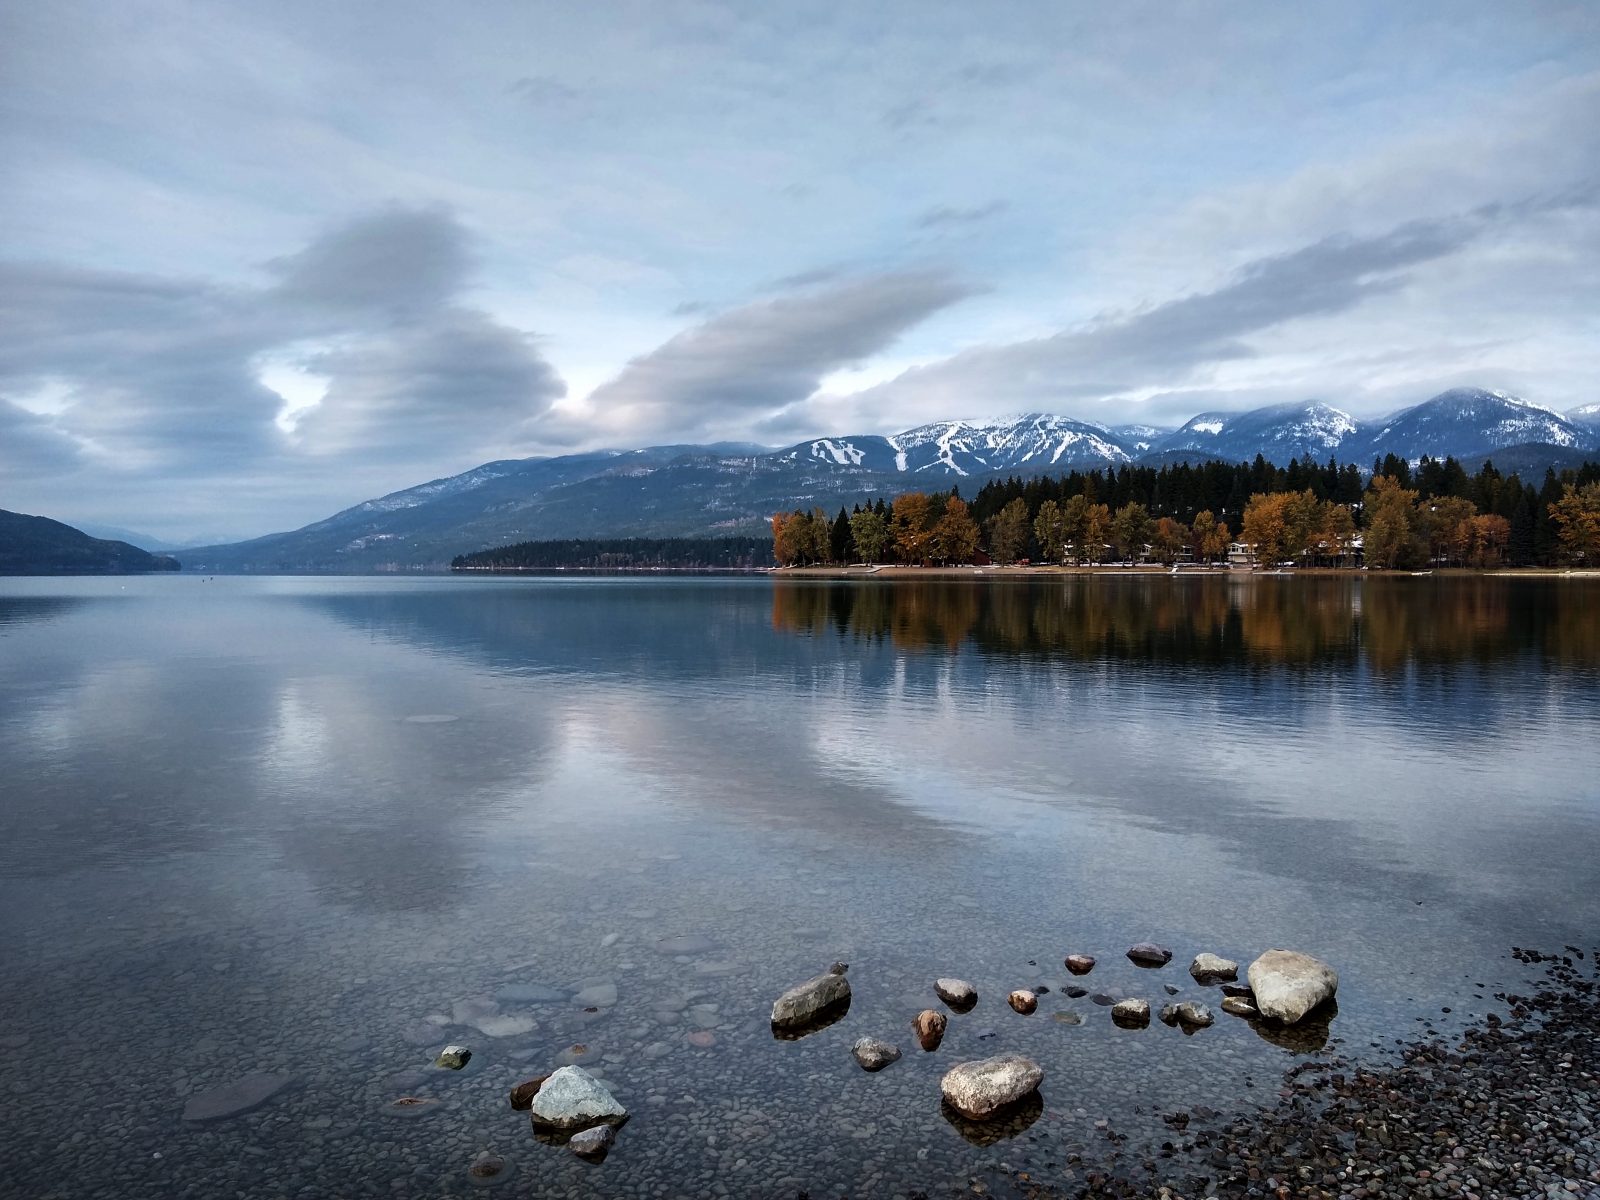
xmin=772 ymin=455 xmax=1600 ymax=571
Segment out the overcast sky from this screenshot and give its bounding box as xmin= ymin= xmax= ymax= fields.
xmin=3 ymin=2 xmax=1598 ymax=539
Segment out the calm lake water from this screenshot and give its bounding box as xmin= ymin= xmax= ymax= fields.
xmin=2 ymin=574 xmax=1597 ymax=1198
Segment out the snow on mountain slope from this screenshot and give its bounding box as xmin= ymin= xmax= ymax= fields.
xmin=1154 ymin=401 xmax=1361 ymax=462
xmin=1353 ymin=388 xmax=1584 ymax=460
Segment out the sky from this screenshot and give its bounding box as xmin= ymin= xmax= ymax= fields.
xmin=2 ymin=1 xmax=1598 ymax=541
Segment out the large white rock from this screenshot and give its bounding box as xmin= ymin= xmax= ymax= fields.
xmin=1247 ymin=949 xmax=1338 ymax=1025
xmin=527 ymin=1066 xmax=628 ymax=1131
xmin=940 ymin=1054 xmax=1043 ymax=1120
xmin=770 ymin=971 xmax=851 ymax=1029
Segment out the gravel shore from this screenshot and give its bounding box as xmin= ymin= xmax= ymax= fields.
xmin=989 ymin=947 xmax=1599 ymax=1199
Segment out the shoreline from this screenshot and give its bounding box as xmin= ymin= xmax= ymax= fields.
xmin=973 ymin=947 xmax=1600 ymax=1198
xmin=774 ymin=564 xmax=1600 ymax=580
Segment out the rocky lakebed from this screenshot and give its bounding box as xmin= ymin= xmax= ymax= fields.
xmin=72 ymin=932 xmax=1594 ymax=1199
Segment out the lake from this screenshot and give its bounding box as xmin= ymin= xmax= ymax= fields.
xmin=2 ymin=574 xmax=1597 ymax=1198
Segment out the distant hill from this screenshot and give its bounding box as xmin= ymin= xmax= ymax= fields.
xmin=0 ymin=509 xmax=181 ymax=575
xmin=179 ymin=386 xmax=1600 ymax=573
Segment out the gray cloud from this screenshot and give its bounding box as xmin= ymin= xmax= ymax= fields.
xmin=0 ymin=208 xmax=564 ymax=523
xmin=268 ymin=207 xmax=473 ymax=318
xmin=916 ymin=201 xmax=1007 ymax=229
xmin=582 ymin=270 xmax=978 ymax=440
xmin=838 ymin=209 xmax=1512 ymax=418
xmin=296 ymin=308 xmax=564 ymax=456
xmin=0 ymin=399 xmax=84 ymax=479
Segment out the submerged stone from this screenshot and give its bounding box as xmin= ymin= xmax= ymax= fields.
xmin=181 ymin=1073 xmax=294 ymax=1122
xmin=914 ymin=1009 xmax=948 ymax=1051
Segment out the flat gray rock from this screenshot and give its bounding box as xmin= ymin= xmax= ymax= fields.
xmin=181 ymin=1073 xmax=294 ymax=1122
xmin=770 ymin=971 xmax=850 ymax=1029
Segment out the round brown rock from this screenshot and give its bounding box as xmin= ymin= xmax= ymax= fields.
xmin=1007 ymin=989 xmax=1037 ymax=1015
xmin=914 ymin=1009 xmax=947 ymax=1051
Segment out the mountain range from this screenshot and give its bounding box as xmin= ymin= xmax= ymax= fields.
xmin=176 ymin=387 xmax=1597 ymax=572
xmin=0 ymin=509 xmax=181 ymax=575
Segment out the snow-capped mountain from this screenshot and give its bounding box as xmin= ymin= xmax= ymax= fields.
xmin=1352 ymin=388 xmax=1588 ymax=462
xmin=183 ymin=387 xmax=1597 ymax=571
xmin=774 ymin=414 xmax=1136 ymax=477
xmin=1568 ymin=402 xmax=1600 ymax=435
xmin=1154 ymin=400 xmax=1361 ymax=463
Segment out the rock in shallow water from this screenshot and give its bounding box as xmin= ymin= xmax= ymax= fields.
xmin=770 ymin=971 xmax=851 ymax=1031
xmin=1247 ymin=948 xmax=1338 ymax=1025
xmin=508 ymin=1075 xmax=549 ymax=1110
xmin=1111 ymin=998 xmax=1151 ymax=1028
xmin=940 ymin=1054 xmax=1044 ymax=1120
xmin=1064 ymin=954 xmax=1096 ymax=975
xmin=1007 ymin=990 xmax=1037 ymax=1015
xmin=914 ymin=1010 xmax=947 ymax=1051
xmin=1174 ymin=1001 xmax=1215 ymax=1028
xmin=935 ymin=978 xmax=978 ymax=1011
xmin=181 ymin=1073 xmax=294 ymax=1122
xmin=466 ymin=1151 xmax=514 ymax=1187
xmin=568 ymin=1124 xmax=615 ymax=1161
xmin=435 ymin=1045 xmax=471 ymax=1070
xmin=1190 ymin=953 xmax=1239 ymax=984
xmin=527 ymin=1066 xmax=627 ymax=1131
xmin=851 ymin=1037 xmax=901 ymax=1071
xmin=1222 ymin=995 xmax=1259 ymax=1018
xmin=1127 ymin=942 xmax=1173 ymax=967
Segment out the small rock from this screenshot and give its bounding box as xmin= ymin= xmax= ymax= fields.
xmin=383 ymin=1095 xmax=442 ymax=1119
xmin=466 ymin=1151 xmax=513 ymax=1187
xmin=1163 ymin=984 xmax=1180 ymax=996
xmin=1111 ymin=998 xmax=1151 ymax=1028
xmin=1221 ymin=996 xmax=1259 ymax=1018
xmin=434 ymin=1045 xmax=471 ymax=1070
xmin=851 ymin=1037 xmax=901 ymax=1071
xmin=1064 ymin=985 xmax=1089 ymax=998
xmin=1158 ymin=1004 xmax=1180 ymax=1026
xmin=1127 ymin=943 xmax=1173 ymax=967
xmin=1174 ymin=1001 xmax=1214 ymax=1028
xmin=770 ymin=971 xmax=851 ymax=1030
xmin=1064 ymin=954 xmax=1096 ymax=975
xmin=555 ymin=1043 xmax=601 ymax=1067
xmin=1052 ymin=1010 xmax=1083 ymax=1026
xmin=509 ymin=1076 xmax=549 ymax=1110
xmin=686 ymin=1030 xmax=716 ymax=1048
xmin=1007 ymin=990 xmax=1037 ymax=1015
xmin=1220 ymin=982 xmax=1254 ymax=998
xmin=935 ymin=978 xmax=978 ymax=1011
xmin=568 ymin=1124 xmax=615 ymax=1161
xmin=940 ymin=1054 xmax=1044 ymax=1120
xmin=527 ymin=1066 xmax=628 ymax=1131
xmin=1090 ymin=993 xmax=1116 ymax=1006
xmin=1246 ymin=949 xmax=1338 ymax=1025
xmin=914 ymin=1010 xmax=947 ymax=1051
xmin=828 ymin=961 xmax=849 ymax=975
xmin=1190 ymin=953 xmax=1240 ymax=984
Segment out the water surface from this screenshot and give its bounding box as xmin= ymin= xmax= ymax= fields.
xmin=2 ymin=575 xmax=1596 ymax=1197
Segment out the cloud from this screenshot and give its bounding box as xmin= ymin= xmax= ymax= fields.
xmin=831 ymin=209 xmax=1522 ymax=421
xmin=267 ymin=207 xmax=473 ymax=318
xmin=0 ymin=208 xmax=564 ymax=520
xmin=916 ymin=201 xmax=1007 ymax=229
xmin=294 ymin=308 xmax=565 ymax=456
xmin=578 ymin=270 xmax=977 ymax=440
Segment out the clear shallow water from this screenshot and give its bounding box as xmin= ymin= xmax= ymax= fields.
xmin=1 ymin=574 xmax=1597 ymax=1198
